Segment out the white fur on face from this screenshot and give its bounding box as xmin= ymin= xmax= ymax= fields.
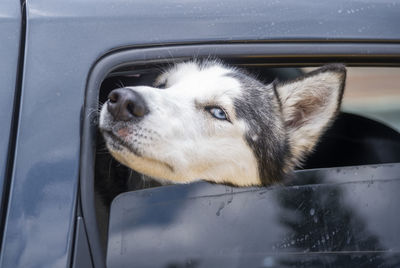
xmin=99 ymin=61 xmax=261 ymax=186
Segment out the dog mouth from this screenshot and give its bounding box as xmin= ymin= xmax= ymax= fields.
xmin=101 ymin=128 xmax=175 ymax=173
xmin=101 ymin=129 xmax=142 ymax=156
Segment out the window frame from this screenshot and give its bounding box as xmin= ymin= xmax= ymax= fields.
xmin=80 ymin=42 xmax=400 ymax=267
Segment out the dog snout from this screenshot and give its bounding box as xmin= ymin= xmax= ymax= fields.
xmin=107 ymin=88 xmax=148 ymax=121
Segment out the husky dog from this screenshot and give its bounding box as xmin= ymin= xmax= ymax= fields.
xmin=99 ymin=60 xmax=346 ymax=187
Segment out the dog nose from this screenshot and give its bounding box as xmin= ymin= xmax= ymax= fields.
xmin=107 ymin=88 xmax=148 ymax=121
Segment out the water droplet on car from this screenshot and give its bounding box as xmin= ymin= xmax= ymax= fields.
xmin=310 ymin=208 xmax=315 ymax=216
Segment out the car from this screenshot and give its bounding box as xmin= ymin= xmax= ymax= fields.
xmin=0 ymin=0 xmax=400 ymax=267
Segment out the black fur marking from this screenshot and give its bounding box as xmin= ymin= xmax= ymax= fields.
xmin=227 ymin=71 xmax=290 ymax=185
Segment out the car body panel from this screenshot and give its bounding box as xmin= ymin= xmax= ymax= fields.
xmin=1 ymin=0 xmax=400 ymax=267
xmin=0 ymin=0 xmax=21 ymax=216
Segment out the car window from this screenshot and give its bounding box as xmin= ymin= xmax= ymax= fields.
xmin=80 ymin=48 xmax=400 ymax=267
xmin=94 ymin=64 xmax=400 ymax=263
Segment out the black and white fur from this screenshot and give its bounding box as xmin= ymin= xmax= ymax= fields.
xmin=99 ymin=60 xmax=346 ymax=187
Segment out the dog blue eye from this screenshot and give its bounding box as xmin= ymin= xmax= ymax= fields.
xmin=207 ymin=107 xmax=228 ymax=121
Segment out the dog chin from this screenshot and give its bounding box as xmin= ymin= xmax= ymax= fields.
xmin=107 ymin=143 xmax=181 ymax=183
xmin=101 ymin=129 xmax=139 ymax=155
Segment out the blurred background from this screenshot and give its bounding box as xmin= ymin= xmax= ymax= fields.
xmin=342 ymin=68 xmax=400 ymax=132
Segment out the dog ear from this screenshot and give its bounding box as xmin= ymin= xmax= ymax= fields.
xmin=275 ymin=64 xmax=346 ymax=167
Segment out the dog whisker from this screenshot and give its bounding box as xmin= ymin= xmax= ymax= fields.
xmin=115 ymin=79 xmax=125 ymax=88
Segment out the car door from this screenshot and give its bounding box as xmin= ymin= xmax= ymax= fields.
xmin=0 ymin=0 xmax=21 ymax=232
xmin=1 ymin=0 xmax=400 ymax=267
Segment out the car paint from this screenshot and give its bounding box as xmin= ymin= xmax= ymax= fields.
xmin=0 ymin=0 xmax=400 ymax=267
xmin=0 ymin=0 xmax=21 ymax=217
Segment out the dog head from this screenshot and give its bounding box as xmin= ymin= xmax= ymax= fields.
xmin=99 ymin=60 xmax=346 ymax=186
